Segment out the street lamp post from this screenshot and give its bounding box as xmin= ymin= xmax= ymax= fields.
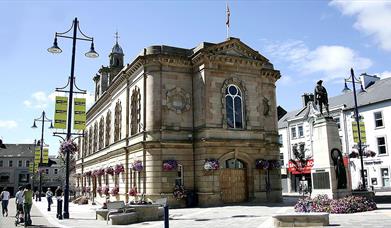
xmin=48 ymin=17 xmax=98 ymax=219
xmin=32 ymin=111 xmax=54 ymax=201
xmin=342 ymin=68 xmax=366 ymax=190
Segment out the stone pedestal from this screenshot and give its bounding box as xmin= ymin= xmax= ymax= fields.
xmin=311 ymin=117 xmax=351 ymax=199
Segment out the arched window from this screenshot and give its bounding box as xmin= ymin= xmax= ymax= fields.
xmin=99 ymin=117 xmax=104 ymax=150
xmin=131 ymin=87 xmax=141 ymax=135
xmin=225 ymin=158 xmax=245 ymax=168
xmin=105 ymin=111 xmax=111 ymax=147
xmin=88 ymin=126 xmax=93 ymax=155
xmin=83 ymin=130 xmax=88 ymax=157
xmin=114 ymin=101 xmax=122 ymax=142
xmin=93 ymin=122 xmax=98 ymax=152
xmin=225 ymin=84 xmax=244 ymax=128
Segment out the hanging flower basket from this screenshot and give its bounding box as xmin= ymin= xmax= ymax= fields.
xmin=364 ymin=150 xmax=376 ymax=158
xmin=131 ymin=160 xmax=143 ymax=172
xmin=83 ymin=171 xmax=92 ymax=177
xmin=59 ymin=139 xmax=78 ymax=156
xmin=349 ymin=151 xmax=359 ymax=158
xmin=173 ymin=185 xmax=187 ymax=200
xmin=96 ymin=186 xmax=102 ymax=195
xmin=82 ymin=186 xmax=91 ymax=193
xmin=92 ymin=169 xmax=104 ymax=177
xmin=203 ymin=159 xmax=219 ymax=171
xmin=105 ymin=166 xmax=114 ymax=175
xmin=103 ymin=185 xmax=110 ymax=195
xmin=128 ymin=186 xmax=138 ymax=197
xmin=255 ymin=159 xmax=281 ymax=170
xmin=114 ymin=164 xmax=125 ymax=175
xmin=110 ymin=185 xmax=119 ymax=196
xmin=163 ymin=160 xmax=178 ymax=171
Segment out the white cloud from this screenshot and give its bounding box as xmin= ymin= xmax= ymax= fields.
xmin=376 ymin=71 xmax=391 ymax=79
xmin=24 ymin=91 xmax=50 ymax=109
xmin=330 ymin=0 xmax=391 ymax=51
xmin=263 ymin=40 xmax=372 ymax=81
xmin=0 ymin=120 xmax=18 ymax=129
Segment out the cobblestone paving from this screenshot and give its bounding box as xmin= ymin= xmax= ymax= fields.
xmin=2 ymin=197 xmax=391 ymax=228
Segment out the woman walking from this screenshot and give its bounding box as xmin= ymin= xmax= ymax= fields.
xmin=0 ymin=187 xmax=10 ymax=216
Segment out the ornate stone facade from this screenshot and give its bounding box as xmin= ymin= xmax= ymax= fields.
xmin=75 ymin=37 xmax=282 ymax=207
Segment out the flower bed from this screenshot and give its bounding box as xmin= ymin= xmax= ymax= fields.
xmin=163 ymin=160 xmax=178 ymax=171
xmin=110 ymin=185 xmax=119 ymax=196
xmin=173 ymin=185 xmax=187 ymax=200
xmin=203 ymin=159 xmax=219 ymax=170
xmin=294 ymin=194 xmax=377 ymax=214
xmin=131 ymin=160 xmax=143 ymax=172
xmin=82 ymin=186 xmax=91 ymax=193
xmin=128 ymin=186 xmax=138 ymax=196
xmin=114 ymin=164 xmax=125 ymax=175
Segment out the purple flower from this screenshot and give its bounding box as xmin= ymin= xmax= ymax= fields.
xmin=204 ymin=159 xmax=219 ymax=170
xmin=131 ymin=160 xmax=143 ymax=172
xmin=163 ymin=160 xmax=178 ymax=171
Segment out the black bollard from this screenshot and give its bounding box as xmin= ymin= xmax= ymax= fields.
xmin=164 ymin=204 xmax=169 ymax=228
xmin=57 ymin=199 xmax=63 ymax=220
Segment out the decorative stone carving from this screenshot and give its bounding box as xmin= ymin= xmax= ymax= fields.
xmin=263 ymin=97 xmax=270 ymax=116
xmin=166 ymin=87 xmax=191 ymax=114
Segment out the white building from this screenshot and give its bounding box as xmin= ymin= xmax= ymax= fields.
xmin=279 ymin=74 xmax=391 ymax=193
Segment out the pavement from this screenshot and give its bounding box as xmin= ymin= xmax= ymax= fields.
xmin=1 ymin=196 xmax=391 ymax=227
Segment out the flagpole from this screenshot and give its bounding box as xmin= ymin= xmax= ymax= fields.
xmin=226 ymin=2 xmax=230 ymax=40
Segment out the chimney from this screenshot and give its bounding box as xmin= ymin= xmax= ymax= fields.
xmin=301 ymin=93 xmax=314 ymax=107
xmin=360 ymin=73 xmax=380 ymax=90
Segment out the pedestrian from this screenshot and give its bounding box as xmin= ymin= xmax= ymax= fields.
xmin=23 ymin=184 xmax=33 ymax=226
xmin=55 ymin=186 xmax=63 ymax=219
xmin=0 ymin=187 xmax=10 ymax=216
xmin=34 ymin=190 xmax=40 ymax=201
xmin=15 ymin=186 xmax=24 ymax=215
xmin=46 ymin=187 xmax=53 ymax=211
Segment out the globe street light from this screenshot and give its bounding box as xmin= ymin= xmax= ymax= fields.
xmin=48 ymin=17 xmax=98 ymax=219
xmin=342 ymin=68 xmax=366 ymax=190
xmin=31 ymin=111 xmax=53 ymax=201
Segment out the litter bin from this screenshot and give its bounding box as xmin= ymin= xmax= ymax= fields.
xmin=186 ymin=190 xmax=198 ymax=207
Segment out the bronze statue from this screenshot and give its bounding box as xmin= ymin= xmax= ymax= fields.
xmin=331 ymin=148 xmax=347 ymax=189
xmin=314 ymin=80 xmax=329 ymax=116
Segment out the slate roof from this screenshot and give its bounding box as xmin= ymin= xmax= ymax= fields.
xmin=0 ymin=144 xmax=35 ymax=157
xmin=278 ymin=77 xmax=391 ymax=129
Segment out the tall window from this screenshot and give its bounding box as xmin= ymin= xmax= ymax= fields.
xmin=83 ymin=130 xmax=88 ymax=157
xmin=374 ymin=111 xmax=384 ymax=128
xmin=26 ymin=160 xmax=30 ymax=168
xmin=131 ymin=87 xmax=141 ymax=135
xmin=278 ymin=134 xmax=283 ymax=145
xmin=291 ymin=127 xmax=297 ymax=139
xmin=93 ymin=122 xmax=98 ymax=152
xmin=9 ymin=160 xmax=13 ymax=167
xmin=18 ymin=160 xmax=22 ymax=167
xmin=0 ymin=160 xmax=3 ymax=167
xmin=225 ymin=84 xmax=244 ymax=128
xmin=377 ymin=136 xmax=387 ymax=155
xmin=54 ymin=169 xmax=58 ymax=175
xmin=298 ymin=125 xmax=304 ymax=137
xmin=175 ymin=164 xmax=183 ymax=186
xmin=88 ymin=127 xmax=93 ymax=155
xmin=99 ymin=117 xmax=104 ymax=150
xmin=114 ymin=101 xmax=122 ymax=142
xmin=105 ymin=111 xmax=111 ymax=147
xmin=334 ymin=117 xmax=341 ymax=129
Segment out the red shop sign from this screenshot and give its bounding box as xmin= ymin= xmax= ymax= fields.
xmin=288 ymin=159 xmax=314 ymax=174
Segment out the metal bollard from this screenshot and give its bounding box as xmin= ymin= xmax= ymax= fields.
xmin=57 ymin=199 xmax=63 ymax=220
xmin=164 ymin=204 xmax=169 ymax=228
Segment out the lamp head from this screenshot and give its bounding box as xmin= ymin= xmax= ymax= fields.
xmin=342 ymin=81 xmax=351 ymax=93
xmin=49 ymin=122 xmax=54 ymax=129
xmin=31 ymin=121 xmax=37 ymax=128
xmin=85 ymin=41 xmax=99 ymax=58
xmin=47 ymin=37 xmax=62 ymax=54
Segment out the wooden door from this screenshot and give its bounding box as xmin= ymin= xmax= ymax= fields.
xmin=220 ymin=168 xmax=247 ymax=203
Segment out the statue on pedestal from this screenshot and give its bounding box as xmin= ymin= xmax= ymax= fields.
xmin=314 ymin=80 xmax=329 ymax=116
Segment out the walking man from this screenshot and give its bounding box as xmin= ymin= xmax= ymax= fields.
xmin=23 ymin=184 xmax=33 ymax=226
xmin=46 ymin=187 xmax=53 ymax=211
xmin=55 ymin=186 xmax=63 ymax=219
xmin=0 ymin=187 xmax=10 ymax=216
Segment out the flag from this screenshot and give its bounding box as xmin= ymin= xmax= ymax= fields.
xmin=226 ymin=3 xmax=230 ymax=28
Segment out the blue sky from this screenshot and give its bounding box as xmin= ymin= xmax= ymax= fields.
xmin=1 ymin=0 xmax=391 ymax=154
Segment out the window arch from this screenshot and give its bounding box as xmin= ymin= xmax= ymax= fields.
xmin=99 ymin=117 xmax=104 ymax=150
xmin=225 ymin=84 xmax=244 ymax=129
xmin=131 ymin=87 xmax=141 ymax=135
xmin=105 ymin=111 xmax=111 ymax=147
xmin=114 ymin=101 xmax=122 ymax=142
xmin=93 ymin=122 xmax=98 ymax=152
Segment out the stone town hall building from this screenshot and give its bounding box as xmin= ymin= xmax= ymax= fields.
xmin=75 ymin=37 xmax=282 ymax=206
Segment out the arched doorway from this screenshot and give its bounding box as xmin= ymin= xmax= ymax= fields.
xmin=219 ymin=158 xmax=247 ymax=203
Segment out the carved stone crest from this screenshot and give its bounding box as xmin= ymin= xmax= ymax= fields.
xmin=165 ymin=87 xmax=191 ymax=114
xmin=263 ymin=97 xmax=270 ymax=116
